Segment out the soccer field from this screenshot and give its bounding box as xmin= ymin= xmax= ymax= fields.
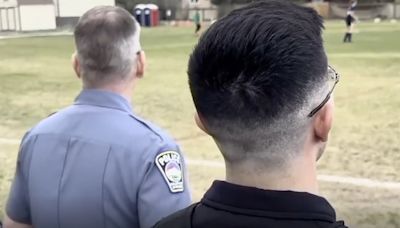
xmin=0 ymin=21 xmax=400 ymax=227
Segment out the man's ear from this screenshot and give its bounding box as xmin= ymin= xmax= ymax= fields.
xmin=135 ymin=51 xmax=146 ymax=78
xmin=195 ymin=112 xmax=210 ymax=135
xmin=313 ymin=99 xmax=334 ymax=142
xmin=72 ymin=52 xmax=81 ymax=79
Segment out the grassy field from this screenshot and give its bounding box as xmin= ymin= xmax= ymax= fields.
xmin=1 ymin=21 xmax=400 ymax=227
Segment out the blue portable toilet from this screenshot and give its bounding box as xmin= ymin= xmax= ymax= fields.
xmin=134 ymin=4 xmax=145 ymax=25
xmin=143 ymin=7 xmax=152 ymax=27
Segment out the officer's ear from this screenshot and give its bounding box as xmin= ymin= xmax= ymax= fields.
xmin=195 ymin=112 xmax=210 ymax=135
xmin=72 ymin=52 xmax=81 ymax=79
xmin=135 ymin=51 xmax=146 ymax=78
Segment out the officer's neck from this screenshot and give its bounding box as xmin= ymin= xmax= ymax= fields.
xmin=225 ymin=155 xmax=319 ymax=195
xmin=93 ymin=79 xmax=135 ymax=102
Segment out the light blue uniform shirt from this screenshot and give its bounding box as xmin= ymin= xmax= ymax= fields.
xmin=6 ymin=90 xmax=191 ymax=228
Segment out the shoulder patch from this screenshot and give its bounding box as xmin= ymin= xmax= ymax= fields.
xmin=155 ymin=151 xmax=184 ymax=193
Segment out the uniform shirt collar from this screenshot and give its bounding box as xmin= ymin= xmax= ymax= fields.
xmin=202 ymin=180 xmax=337 ymax=223
xmin=74 ymin=89 xmax=133 ymax=114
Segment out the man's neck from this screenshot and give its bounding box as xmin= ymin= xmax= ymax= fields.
xmin=225 ymin=156 xmax=319 ymax=195
xmin=86 ymin=81 xmax=134 ymax=102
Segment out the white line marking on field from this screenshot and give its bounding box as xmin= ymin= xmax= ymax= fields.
xmin=2 ymin=33 xmax=400 ymax=59
xmin=188 ymin=159 xmax=224 ymax=168
xmin=2 ymin=138 xmax=400 ymax=190
xmin=187 ymin=159 xmax=400 ymax=190
xmin=326 ymin=28 xmax=400 ymax=34
xmin=317 ymin=175 xmax=400 ymax=190
xmin=0 ymin=33 xmax=194 ymax=50
xmin=330 ymin=53 xmax=400 ymax=58
xmin=0 ymin=32 xmax=72 ymax=40
xmin=146 ymin=42 xmax=195 ymax=50
xmin=0 ymin=138 xmax=20 ymax=145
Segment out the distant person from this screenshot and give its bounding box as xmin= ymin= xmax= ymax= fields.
xmin=344 ymin=0 xmax=357 ymax=43
xmin=4 ymin=6 xmax=190 ymax=228
xmin=193 ymin=10 xmax=201 ymax=36
xmin=154 ymin=1 xmax=347 ymax=228
xmin=166 ymin=9 xmax=172 ymax=25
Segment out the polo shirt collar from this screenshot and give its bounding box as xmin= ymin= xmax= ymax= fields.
xmin=74 ymin=89 xmax=133 ymax=114
xmin=202 ymin=180 xmax=337 ymax=223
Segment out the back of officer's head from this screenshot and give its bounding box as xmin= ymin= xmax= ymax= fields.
xmin=74 ymin=6 xmax=141 ymax=88
xmin=189 ymin=0 xmax=330 ymax=169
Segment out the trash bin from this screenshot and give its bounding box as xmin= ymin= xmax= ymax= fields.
xmin=143 ymin=7 xmax=152 ymax=27
xmin=134 ymin=4 xmax=145 ymax=25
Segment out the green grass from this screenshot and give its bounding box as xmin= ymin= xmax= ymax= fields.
xmin=1 ymin=21 xmax=400 ymax=227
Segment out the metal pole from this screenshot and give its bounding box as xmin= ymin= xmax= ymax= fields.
xmin=57 ymin=0 xmax=60 ymax=17
xmin=18 ymin=6 xmax=22 ymax=31
xmin=13 ymin=7 xmax=17 ymax=31
xmin=0 ymin=8 xmax=3 ymax=31
xmin=6 ymin=7 xmax=9 ymax=30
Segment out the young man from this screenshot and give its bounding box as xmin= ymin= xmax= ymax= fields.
xmin=344 ymin=0 xmax=357 ymax=43
xmin=193 ymin=10 xmax=201 ymax=36
xmin=154 ymin=1 xmax=347 ymax=227
xmin=4 ymin=6 xmax=190 ymax=228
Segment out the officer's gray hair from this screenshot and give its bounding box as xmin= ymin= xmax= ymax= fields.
xmin=74 ymin=6 xmax=141 ymax=88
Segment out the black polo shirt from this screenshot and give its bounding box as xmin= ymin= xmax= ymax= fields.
xmin=154 ymin=181 xmax=348 ymax=228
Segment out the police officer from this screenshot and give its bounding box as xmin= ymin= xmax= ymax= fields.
xmin=154 ymin=1 xmax=347 ymax=228
xmin=4 ymin=6 xmax=190 ymax=228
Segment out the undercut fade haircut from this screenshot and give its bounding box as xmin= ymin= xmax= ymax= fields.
xmin=74 ymin=6 xmax=140 ymax=88
xmin=189 ymin=0 xmax=329 ymax=167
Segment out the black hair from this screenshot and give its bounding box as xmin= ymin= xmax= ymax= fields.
xmin=189 ymin=0 xmax=327 ymax=137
